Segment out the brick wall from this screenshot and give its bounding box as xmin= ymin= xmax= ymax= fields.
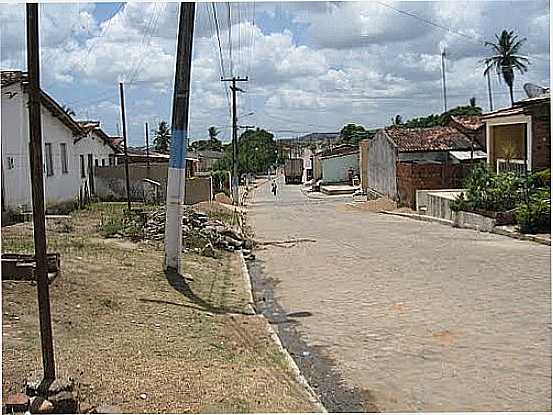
xmin=526 ymin=102 xmax=551 ymax=171
xmin=396 ymin=162 xmax=470 ymax=208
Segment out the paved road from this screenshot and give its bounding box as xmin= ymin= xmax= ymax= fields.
xmin=248 ymin=176 xmax=551 ymax=412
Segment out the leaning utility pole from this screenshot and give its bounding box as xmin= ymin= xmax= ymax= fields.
xmin=441 ymin=48 xmax=448 ymax=112
xmin=164 ymin=2 xmax=195 ymax=272
xmin=487 ymin=72 xmax=494 ymax=111
xmin=221 ymin=76 xmax=248 ymax=204
xmin=26 ymin=3 xmax=56 ymax=381
xmin=119 ymin=82 xmax=131 ymax=211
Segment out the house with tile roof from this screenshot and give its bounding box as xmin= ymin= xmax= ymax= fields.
xmin=359 ymin=126 xmax=484 ymax=207
xmin=1 ymin=70 xmax=120 ymax=214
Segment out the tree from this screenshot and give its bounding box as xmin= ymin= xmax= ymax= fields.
xmin=189 ymin=126 xmax=223 ymax=152
xmin=391 ymin=114 xmax=403 ymax=125
xmin=153 ymin=121 xmax=171 ymax=153
xmin=469 ymin=97 xmax=477 ymax=107
xmin=208 ymin=126 xmax=219 ymax=141
xmin=396 ymin=105 xmax=483 ymax=129
xmin=214 ymin=128 xmax=277 ymax=174
xmin=340 ymin=123 xmax=369 ymax=144
xmin=484 ymin=30 xmax=529 ymax=106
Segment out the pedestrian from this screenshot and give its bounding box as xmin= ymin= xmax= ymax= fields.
xmin=272 ymin=181 xmax=277 ymax=197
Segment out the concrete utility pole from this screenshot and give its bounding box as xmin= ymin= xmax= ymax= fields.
xmin=441 ymin=48 xmax=448 ymax=112
xmin=164 ymin=2 xmax=195 ymax=272
xmin=487 ymin=72 xmax=494 ymax=111
xmin=26 ymin=2 xmax=56 ymax=381
xmin=221 ymin=76 xmax=248 ymax=205
xmin=119 ymin=82 xmax=131 ymax=211
xmin=145 ymin=122 xmax=150 ymax=170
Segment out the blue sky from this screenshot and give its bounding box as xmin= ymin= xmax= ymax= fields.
xmin=1 ymin=1 xmax=550 ymax=146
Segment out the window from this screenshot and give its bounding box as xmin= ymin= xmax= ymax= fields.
xmin=101 ymin=159 xmax=106 ymax=167
xmin=60 ymin=143 xmax=68 ymax=174
xmin=7 ymin=157 xmax=15 ymax=170
xmin=95 ymin=159 xmax=99 ymax=167
xmin=45 ymin=143 xmax=53 ymax=176
xmin=80 ymin=155 xmax=86 ymax=178
xmin=109 ymin=154 xmax=115 ymax=166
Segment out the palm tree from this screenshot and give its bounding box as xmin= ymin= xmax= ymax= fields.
xmin=208 ymin=126 xmax=219 ymax=141
xmin=483 ymin=30 xmax=529 ymax=106
xmin=153 ymin=121 xmax=171 ymax=153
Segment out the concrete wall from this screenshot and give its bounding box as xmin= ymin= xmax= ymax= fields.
xmin=320 ymin=152 xmax=359 ymax=184
xmin=367 ymin=130 xmax=397 ymax=199
xmin=1 ymin=83 xmax=81 ymax=212
xmin=359 ymin=139 xmax=369 ymax=191
xmin=94 ymin=162 xmax=212 ymax=205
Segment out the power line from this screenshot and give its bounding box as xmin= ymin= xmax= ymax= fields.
xmin=227 ymin=2 xmax=233 ymax=76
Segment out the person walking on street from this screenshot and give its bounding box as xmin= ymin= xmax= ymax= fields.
xmin=272 ymin=180 xmax=278 ymax=197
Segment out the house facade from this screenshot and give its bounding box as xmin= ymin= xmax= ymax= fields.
xmin=482 ymin=93 xmax=550 ymax=174
xmin=1 ymin=71 xmax=119 ymax=213
xmin=312 ymin=144 xmax=359 ymax=185
xmin=361 ymin=127 xmax=479 ymax=206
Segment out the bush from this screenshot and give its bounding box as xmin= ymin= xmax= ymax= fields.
xmin=452 ymin=164 xmax=524 ymax=212
xmin=516 ymin=188 xmax=551 ymax=234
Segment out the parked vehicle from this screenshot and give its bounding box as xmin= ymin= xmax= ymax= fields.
xmin=284 ymin=158 xmax=303 ymax=184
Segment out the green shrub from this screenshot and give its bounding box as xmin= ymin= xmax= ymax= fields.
xmin=515 ymin=188 xmax=551 ymax=234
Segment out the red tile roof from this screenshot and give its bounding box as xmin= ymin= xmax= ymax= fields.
xmin=450 ymin=115 xmax=483 ymax=131
xmin=385 ymin=126 xmax=474 ymax=152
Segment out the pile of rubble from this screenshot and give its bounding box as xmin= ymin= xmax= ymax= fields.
xmin=142 ymin=207 xmax=255 ymax=259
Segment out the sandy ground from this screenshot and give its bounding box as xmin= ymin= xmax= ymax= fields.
xmin=2 ymin=202 xmax=319 ymax=413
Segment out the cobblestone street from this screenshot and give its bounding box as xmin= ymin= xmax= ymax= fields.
xmin=248 ymin=176 xmax=552 ymax=412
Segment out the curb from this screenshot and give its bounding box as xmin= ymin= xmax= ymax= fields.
xmin=237 ymin=251 xmax=256 ymax=315
xmin=379 ymin=210 xmax=551 ymax=246
xmin=237 ymin=252 xmax=327 ymax=413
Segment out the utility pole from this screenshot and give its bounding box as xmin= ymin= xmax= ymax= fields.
xmin=145 ymin=122 xmax=150 ymax=170
xmin=221 ymin=76 xmax=248 ymax=205
xmin=26 ymin=3 xmax=56 ymax=382
xmin=119 ymin=82 xmax=131 ymax=211
xmin=487 ymin=72 xmax=494 ymax=112
xmin=441 ymin=48 xmax=448 ymax=112
xmin=164 ymin=2 xmax=195 ymax=272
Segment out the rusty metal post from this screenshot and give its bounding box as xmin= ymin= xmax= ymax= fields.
xmin=26 ymin=3 xmax=56 ymax=381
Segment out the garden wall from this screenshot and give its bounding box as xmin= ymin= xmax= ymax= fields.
xmin=397 ymin=162 xmax=470 ymax=208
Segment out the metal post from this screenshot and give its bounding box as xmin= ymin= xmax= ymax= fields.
xmin=164 ymin=2 xmax=196 ymax=272
xmin=26 ymin=2 xmax=56 ymax=381
xmin=145 ymin=122 xmax=150 ymax=170
xmin=119 ymin=82 xmax=131 ymax=211
xmin=441 ymin=48 xmax=447 ymax=112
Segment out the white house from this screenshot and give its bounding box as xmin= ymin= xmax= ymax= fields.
xmin=1 ymin=71 xmax=120 ymax=214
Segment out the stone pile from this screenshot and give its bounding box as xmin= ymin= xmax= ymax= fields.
xmin=142 ymin=207 xmax=255 ymax=259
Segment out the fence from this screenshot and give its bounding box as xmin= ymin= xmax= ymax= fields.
xmin=94 ymin=162 xmax=212 ymax=205
xmin=396 ymin=162 xmax=471 ymax=208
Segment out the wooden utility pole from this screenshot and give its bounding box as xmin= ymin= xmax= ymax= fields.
xmin=145 ymin=122 xmax=150 ymax=169
xmin=441 ymin=48 xmax=447 ymax=112
xmin=164 ymin=2 xmax=196 ymax=272
xmin=487 ymin=72 xmax=494 ymax=111
xmin=26 ymin=3 xmax=56 ymax=381
xmin=119 ymin=82 xmax=131 ymax=211
xmin=221 ymin=76 xmax=248 ymax=204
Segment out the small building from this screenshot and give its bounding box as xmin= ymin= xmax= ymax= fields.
xmin=444 ymin=115 xmax=485 ymax=150
xmin=315 ymin=144 xmax=359 ymax=185
xmin=196 ymin=150 xmax=224 ymax=172
xmin=482 ymin=93 xmax=550 ymax=174
xmin=360 ymin=127 xmax=480 ymax=207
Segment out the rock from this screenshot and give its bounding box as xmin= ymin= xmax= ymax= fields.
xmin=26 ymin=377 xmax=74 ymax=397
xmin=48 ymin=391 xmax=77 ymax=414
xmin=139 ymin=393 xmax=147 ymax=400
xmin=5 ymin=393 xmax=30 ymax=412
xmin=29 ymin=397 xmax=53 ymax=414
xmin=243 ymin=239 xmax=254 ymax=250
xmin=242 ymin=249 xmax=251 ymax=256
xmin=94 ymin=405 xmax=121 ymax=414
xmin=245 ymin=253 xmax=256 ymax=261
xmin=223 ymin=236 xmax=242 ymax=248
xmin=200 ymin=243 xmax=217 ymax=258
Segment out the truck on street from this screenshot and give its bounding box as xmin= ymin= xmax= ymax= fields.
xmin=284 ymin=158 xmax=303 ymax=184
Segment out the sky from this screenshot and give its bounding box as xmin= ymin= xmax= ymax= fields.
xmin=0 ymin=1 xmax=550 ymax=146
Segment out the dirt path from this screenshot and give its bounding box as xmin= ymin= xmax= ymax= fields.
xmin=2 ymin=203 xmax=320 ymax=413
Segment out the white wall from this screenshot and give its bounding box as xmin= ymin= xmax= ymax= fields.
xmin=1 ymin=82 xmax=32 ymax=210
xmin=320 ymin=152 xmax=359 ymax=184
xmin=2 ymin=86 xmax=82 ymax=211
xmin=367 ymin=130 xmax=397 ymax=199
